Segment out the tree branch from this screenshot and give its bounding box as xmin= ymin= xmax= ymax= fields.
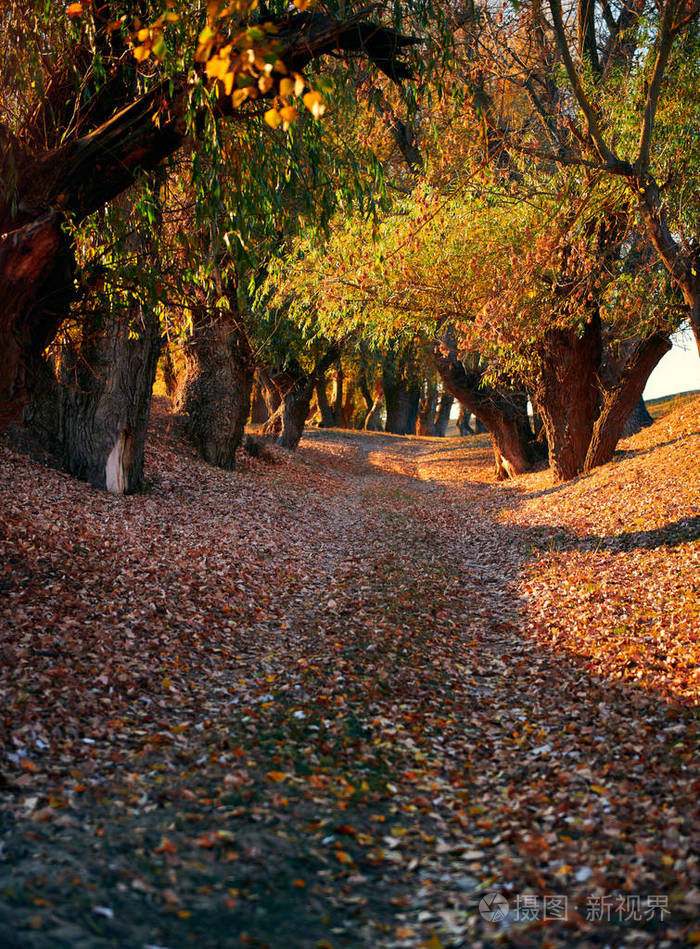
xmin=548 ymin=0 xmax=618 ymax=165
xmin=635 ymin=0 xmax=680 ymax=173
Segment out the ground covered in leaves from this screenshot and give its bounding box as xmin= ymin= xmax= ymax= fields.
xmin=1 ymin=396 xmax=698 ymax=948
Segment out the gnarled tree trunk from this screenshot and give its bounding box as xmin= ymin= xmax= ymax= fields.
xmin=315 ymin=375 xmax=336 ymax=427
xmin=249 ymin=375 xmax=270 ymax=424
xmin=262 ymin=346 xmax=341 ymax=449
xmin=24 ymin=301 xmax=161 ymax=493
xmin=434 ymin=337 xmax=540 ymax=479
xmin=383 ymin=345 xmax=422 ymax=435
xmin=584 ymin=333 xmax=670 ymax=473
xmin=176 ymin=306 xmax=254 ymax=469
xmin=363 ymin=379 xmax=384 ymax=431
xmin=533 ymin=313 xmax=602 ymax=481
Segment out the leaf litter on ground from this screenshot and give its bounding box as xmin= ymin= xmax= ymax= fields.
xmin=0 ymin=395 xmax=698 ymax=948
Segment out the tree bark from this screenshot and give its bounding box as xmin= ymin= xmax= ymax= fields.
xmin=0 ymin=212 xmax=75 ymax=431
xmin=161 ymin=343 xmax=179 ymax=401
xmin=533 ymin=312 xmax=602 ymax=481
xmin=257 ymin=366 xmax=284 ymax=417
xmin=23 ymin=302 xmax=161 ymax=493
xmin=315 ymin=377 xmax=336 ymax=427
xmin=384 ymin=383 xmax=421 ymax=434
xmin=434 ymin=339 xmax=539 ymax=479
xmin=457 ymin=406 xmax=472 ymax=436
xmin=262 ymin=346 xmax=341 ymax=449
xmin=383 ymin=346 xmax=422 ymax=435
xmin=176 ymin=306 xmax=254 ymax=469
xmin=363 ymin=379 xmax=384 ymax=431
xmin=249 ymin=376 xmax=270 ymax=424
xmin=416 ymin=385 xmax=439 ymax=436
xmin=584 ymin=332 xmax=670 ymax=472
xmin=331 ymin=366 xmax=344 ymax=424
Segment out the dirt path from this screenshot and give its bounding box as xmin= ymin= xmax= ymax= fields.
xmin=0 ymin=423 xmax=697 ymax=948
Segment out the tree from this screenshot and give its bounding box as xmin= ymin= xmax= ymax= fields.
xmin=0 ymin=1 xmax=419 ymax=430
xmin=545 ymin=0 xmax=700 ymax=350
xmin=261 ymin=344 xmax=341 ymax=448
xmin=18 ymin=186 xmax=163 ymax=492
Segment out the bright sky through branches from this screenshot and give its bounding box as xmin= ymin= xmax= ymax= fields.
xmin=644 ymin=324 xmax=700 ymax=400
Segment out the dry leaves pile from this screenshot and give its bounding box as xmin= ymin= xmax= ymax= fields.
xmin=0 ymin=396 xmax=698 ymax=948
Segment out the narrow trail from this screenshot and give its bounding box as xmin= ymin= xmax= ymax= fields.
xmin=0 ymin=422 xmax=697 ymax=948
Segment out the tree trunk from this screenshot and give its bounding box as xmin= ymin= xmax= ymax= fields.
xmin=584 ymin=333 xmax=670 ymax=473
xmin=456 ymin=406 xmax=471 ymax=436
xmin=249 ymin=376 xmax=269 ymax=424
xmin=315 ymin=377 xmax=336 ymax=427
xmin=261 ymin=346 xmax=341 ymax=449
xmin=433 ymin=391 xmax=453 ymax=437
xmin=383 ymin=345 xmax=422 ymax=436
xmin=690 ymin=295 xmax=700 ymax=357
xmin=161 ymin=343 xmax=179 ymax=401
xmin=416 ymin=386 xmax=438 ymax=436
xmin=257 ymin=367 xmax=284 ymax=418
xmin=0 ymin=212 xmax=75 ymax=431
xmin=363 ymin=379 xmax=384 ymax=431
xmin=331 ymin=366 xmax=344 ymax=424
xmin=176 ymin=307 xmax=254 ymax=469
xmin=384 ymin=383 xmax=421 ymax=434
xmin=434 ymin=339 xmax=539 ymax=478
xmin=487 ymin=397 xmax=537 ymax=481
xmin=23 ymin=302 xmax=161 ymax=493
xmin=533 ymin=313 xmax=602 ymax=481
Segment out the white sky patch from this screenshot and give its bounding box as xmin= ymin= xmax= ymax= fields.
xmin=644 ymin=323 xmax=700 ymax=401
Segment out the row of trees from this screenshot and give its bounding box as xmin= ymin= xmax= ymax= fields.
xmin=1 ymin=0 xmax=697 ymax=490
xmin=271 ymin=0 xmax=698 ymax=479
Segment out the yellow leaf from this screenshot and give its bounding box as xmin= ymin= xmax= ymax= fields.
xmin=232 ymin=88 xmax=249 ymax=108
xmin=279 ymin=106 xmax=298 ymax=124
xmin=293 ymin=0 xmax=309 ymax=9
xmin=303 ymin=90 xmax=326 ymax=119
xmin=136 ymin=27 xmax=150 ymax=41
xmin=279 ymin=77 xmax=294 ymax=97
xmin=223 ymin=72 xmax=235 ymax=96
xmin=258 ymin=74 xmax=274 ymax=94
xmin=292 ymin=72 xmax=305 ymax=97
xmin=265 ymin=770 xmax=288 ymax=782
xmin=133 ymin=45 xmax=151 ymax=62
xmin=67 ymin=2 xmax=83 ymax=17
xmin=206 ymin=56 xmax=229 ymax=80
xmin=590 ymin=785 xmax=608 ymax=795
